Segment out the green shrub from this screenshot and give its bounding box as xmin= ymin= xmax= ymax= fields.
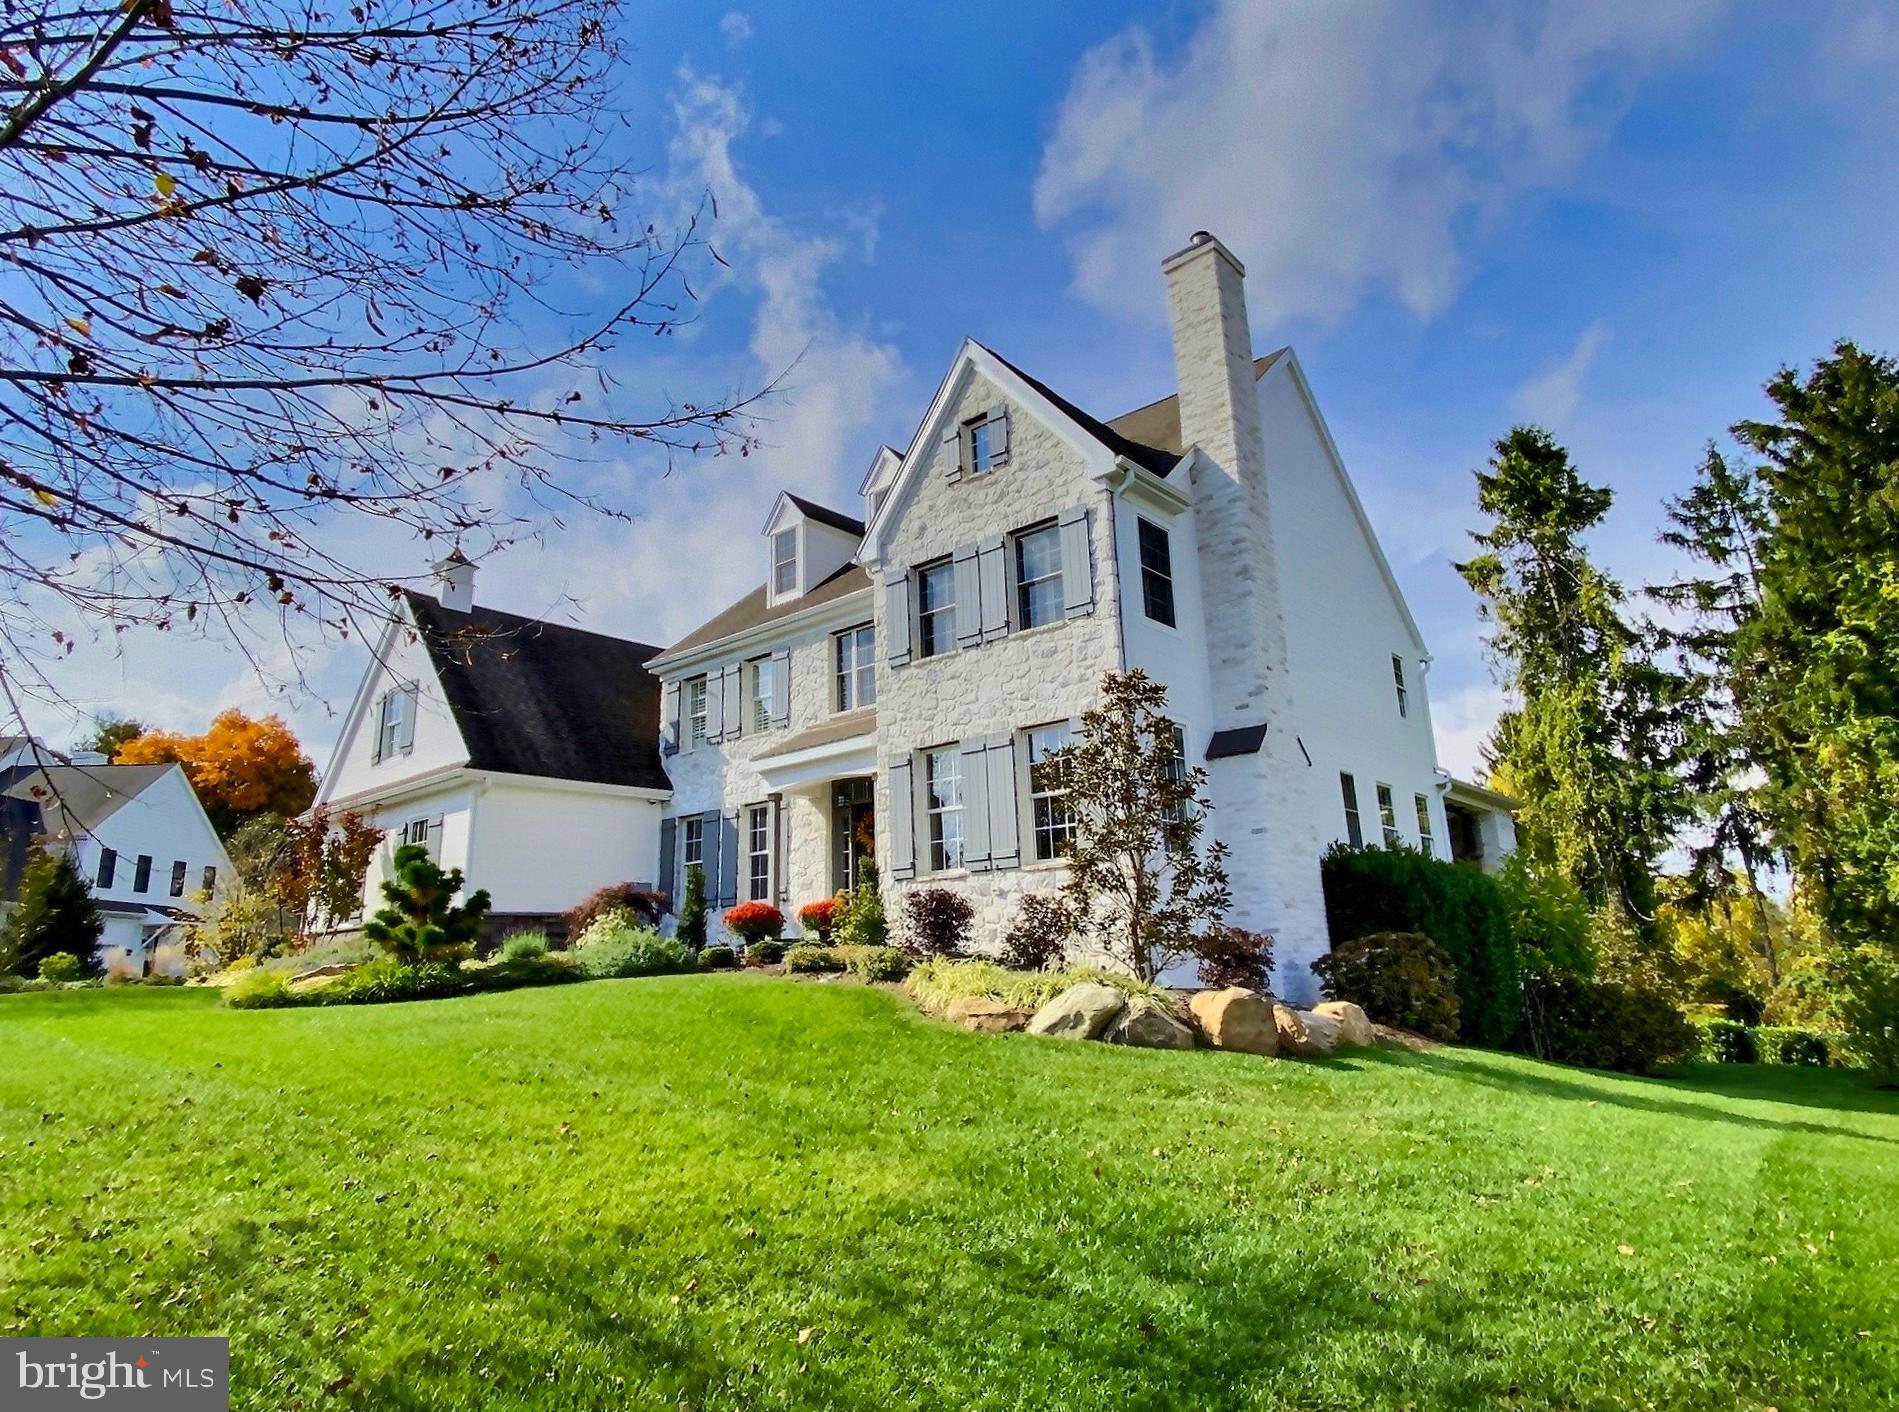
xmin=572 ymin=927 xmax=692 ymax=980
xmin=37 ymin=952 xmax=88 ymax=984
xmin=676 ymin=865 xmax=709 ymax=952
xmin=256 ymin=938 xmax=372 ymax=976
xmin=1755 ymin=1026 xmax=1832 ymax=1067
xmin=467 ymin=955 xmax=578 ymax=994
xmin=835 ymin=858 xmax=887 ymax=949
xmin=902 ymin=958 xmax=1174 ymax=1017
xmin=1495 ymin=852 xmax=1593 ymax=980
xmin=226 ymin=969 xmax=302 ymax=1009
xmin=1692 ymin=1016 xmax=1758 ymax=1064
xmin=320 ymin=958 xmax=467 ymax=1005
xmin=746 ymin=938 xmax=785 ymax=967
xmin=1824 ymin=943 xmax=1899 ymax=1082
xmin=362 ymin=843 xmax=491 ymax=963
xmin=1320 ymin=844 xmax=1521 ymax=1046
xmin=498 ymin=930 xmax=549 ymax=962
xmin=1311 ymin=932 xmax=1461 ymax=1041
xmin=836 ymin=944 xmax=910 ymax=983
xmin=1524 ymin=972 xmax=1697 ymax=1074
xmin=700 ymin=944 xmax=738 ymax=971
xmin=784 ymin=944 xmax=845 ymax=974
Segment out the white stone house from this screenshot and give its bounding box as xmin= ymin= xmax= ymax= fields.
xmin=648 ymin=232 xmax=1516 ymax=999
xmin=313 ymin=560 xmax=672 ymax=937
xmin=2 ymin=757 xmax=233 ymax=974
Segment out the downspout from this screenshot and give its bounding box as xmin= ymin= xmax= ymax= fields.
xmin=1104 ymin=466 xmax=1130 ymax=671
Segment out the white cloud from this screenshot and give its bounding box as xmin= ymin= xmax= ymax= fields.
xmin=1430 ymin=680 xmax=1512 ymax=783
xmin=1511 ymin=321 xmax=1610 ymax=426
xmin=1034 ymin=0 xmax=1725 ymax=327
xmin=719 ymin=11 xmax=752 ymax=45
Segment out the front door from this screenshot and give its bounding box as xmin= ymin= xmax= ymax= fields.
xmin=831 ymin=777 xmax=875 ymax=892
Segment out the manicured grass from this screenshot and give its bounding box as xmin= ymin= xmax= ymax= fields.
xmin=3 ymin=980 xmax=1896 ymax=1410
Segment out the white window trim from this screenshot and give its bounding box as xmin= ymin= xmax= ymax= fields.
xmin=682 ymin=816 xmax=705 ymax=870
xmin=746 ymin=803 xmax=771 ymax=901
xmin=1393 ymin=654 xmax=1409 ymax=719
xmin=1415 ymin=793 xmax=1435 ymax=856
xmin=687 ymin=676 xmax=710 ymax=748
xmin=748 ymin=656 xmax=778 ymax=734
xmin=1013 ymin=523 xmax=1063 ymax=633
xmin=835 ymin=623 xmax=876 ymax=712
xmin=924 ymin=745 xmax=964 ymax=873
xmin=1136 ymin=516 xmax=1177 ymax=629
xmin=1376 ymin=783 xmax=1401 ymax=849
xmin=1023 ymin=722 xmax=1077 ymax=862
xmin=1340 ymin=772 xmax=1363 ymax=848
xmin=771 ymin=526 xmax=800 ymax=600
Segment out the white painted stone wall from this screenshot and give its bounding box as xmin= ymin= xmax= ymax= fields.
xmin=873 ymin=368 xmax=1124 ymax=951
xmin=315 ymin=611 xmax=470 ymax=806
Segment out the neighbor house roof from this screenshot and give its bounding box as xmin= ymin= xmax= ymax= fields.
xmin=400 ymin=591 xmax=670 ymax=792
xmin=1105 ymin=350 xmax=1288 ymax=456
xmin=3 ymin=763 xmax=178 ymax=841
xmin=661 ymin=562 xmax=874 ymax=659
xmin=981 ymin=344 xmax=1182 ymax=478
xmin=784 ymin=494 xmax=866 ymax=539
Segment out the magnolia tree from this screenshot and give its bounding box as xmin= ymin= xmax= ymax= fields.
xmin=1052 ymin=670 xmax=1233 ymax=982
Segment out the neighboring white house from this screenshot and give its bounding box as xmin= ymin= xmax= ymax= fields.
xmin=313 ymin=560 xmax=672 ymax=936
xmin=2 ymin=759 xmax=233 ymax=974
xmin=647 ymin=231 xmax=1517 ymax=1000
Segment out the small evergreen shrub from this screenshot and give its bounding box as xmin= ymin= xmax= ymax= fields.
xmin=1692 ymin=1016 xmax=1758 ymax=1064
xmin=37 ymin=952 xmax=88 ymax=984
xmin=836 ymin=944 xmax=910 ymax=983
xmin=723 ymin=901 xmax=785 ymax=945
xmin=1312 ymin=932 xmax=1461 ymax=1041
xmin=676 ymin=865 xmax=709 ymax=952
xmin=572 ymin=928 xmax=693 ymax=981
xmin=499 ymin=930 xmax=549 ymax=962
xmin=1001 ymin=894 xmax=1070 ymax=971
xmin=834 ymin=859 xmax=887 ymax=948
xmin=1192 ymin=925 xmax=1274 ymax=992
xmin=1321 ymin=843 xmax=1521 ymax=1045
xmin=746 ymin=938 xmax=786 ymax=967
xmin=226 ymin=969 xmax=299 ymax=1009
xmin=700 ymin=944 xmax=738 ymax=971
xmin=564 ymin=883 xmax=668 ymax=938
xmin=467 ymin=954 xmax=578 ymax=993
xmin=1524 ymin=972 xmax=1697 ymax=1074
xmin=784 ymin=944 xmax=844 ymax=974
xmin=902 ymin=887 xmax=972 ymax=957
xmin=362 ymin=844 xmax=491 ymax=963
xmin=1755 ymin=1026 xmax=1832 ymax=1067
xmin=797 ymin=898 xmax=838 ymax=942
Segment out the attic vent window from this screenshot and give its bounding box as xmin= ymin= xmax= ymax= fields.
xmin=772 ymin=529 xmax=798 ymax=595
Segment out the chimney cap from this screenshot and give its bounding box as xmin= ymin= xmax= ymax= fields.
xmin=1189 ymin=230 xmax=1214 ymax=246
xmin=1161 ymin=230 xmax=1246 ymax=278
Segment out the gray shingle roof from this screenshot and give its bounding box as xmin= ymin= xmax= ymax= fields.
xmin=401 ymin=591 xmax=670 ymax=791
xmin=4 ymin=763 xmax=177 ymax=840
xmin=1104 ymin=351 xmax=1288 ymax=458
xmin=661 ymin=563 xmax=874 ymax=659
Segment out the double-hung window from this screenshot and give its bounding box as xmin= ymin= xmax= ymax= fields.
xmin=1027 ymin=724 xmax=1076 ymax=861
xmin=1015 ymin=524 xmax=1063 ymax=630
xmin=1137 ymin=518 xmax=1176 ymax=627
xmin=772 ymin=528 xmax=798 ymax=596
xmin=169 ymin=860 xmax=187 ymax=898
xmin=924 ymin=747 xmax=964 ymax=871
xmin=687 ymin=676 xmax=709 ymax=747
xmin=95 ymin=847 xmax=117 ymax=890
xmin=835 ymin=624 xmax=876 ymax=710
xmin=1415 ymin=794 xmax=1435 ymax=856
xmin=966 ymin=411 xmax=1007 ymax=474
xmin=1375 ymin=784 xmax=1401 ymax=849
xmin=201 ymin=865 xmax=218 ymax=894
xmin=376 ymin=684 xmax=411 ymax=760
xmin=401 ymin=817 xmax=437 ymax=861
xmin=682 ymin=817 xmax=705 ymax=878
xmin=916 ymin=560 xmax=956 ymax=658
xmin=746 ymin=804 xmax=771 ymax=901
xmin=1161 ymin=723 xmax=1188 ymax=824
xmin=749 ymin=656 xmax=779 ymax=732
xmin=1392 ymin=655 xmax=1409 ymax=719
xmin=1340 ymin=773 xmax=1363 ymax=848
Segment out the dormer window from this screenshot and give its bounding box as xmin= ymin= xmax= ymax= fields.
xmin=951 ymin=406 xmax=1010 ymax=480
xmin=772 ymin=528 xmax=798 ymax=596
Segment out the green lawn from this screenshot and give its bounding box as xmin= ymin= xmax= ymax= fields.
xmin=3 ymin=980 xmax=1896 ymax=1410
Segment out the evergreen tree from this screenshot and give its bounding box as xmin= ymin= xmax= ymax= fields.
xmin=1054 ymin=670 xmax=1233 ymax=981
xmin=676 ymin=865 xmax=708 ymax=952
xmin=1457 ymin=428 xmax=1688 ymax=927
xmin=2 ymin=852 xmax=104 ymax=976
xmin=361 ymin=844 xmax=491 ymax=964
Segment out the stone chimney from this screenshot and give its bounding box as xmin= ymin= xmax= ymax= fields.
xmin=1163 ymin=231 xmax=1267 ymax=497
xmin=433 ymin=549 xmax=475 ymax=613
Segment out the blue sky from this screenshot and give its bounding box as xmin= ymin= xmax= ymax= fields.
xmin=28 ymin=0 xmax=1899 ymax=780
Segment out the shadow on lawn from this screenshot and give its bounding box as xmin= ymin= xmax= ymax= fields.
xmin=1393 ymin=1048 xmax=1898 ymax=1144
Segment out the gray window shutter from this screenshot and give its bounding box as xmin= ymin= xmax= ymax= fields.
xmin=704 ymin=673 xmax=726 ymax=744
xmin=884 ymin=569 xmax=912 ymax=667
xmin=942 ymin=424 xmax=963 ymax=485
xmin=769 ymin=650 xmax=791 ymax=727
xmin=887 ymin=754 xmax=916 ymax=881
xmin=661 ymin=683 xmax=680 ymax=756
xmin=429 ymin=813 xmax=446 ymax=862
xmin=658 ymin=818 xmax=677 ymax=913
xmin=987 ymin=404 xmax=1010 ymax=466
xmin=952 ymin=543 xmax=982 ymax=649
xmin=768 ymin=795 xmax=785 ymax=905
xmin=720 ymin=666 xmax=743 ymax=740
xmin=977 ymin=535 xmax=1011 ymax=642
xmin=1060 ymin=504 xmax=1094 ymax=619
xmin=718 ymin=812 xmax=740 ymax=908
xmin=985 ymin=735 xmax=1020 ymax=869
xmin=701 ymin=808 xmax=721 ymax=901
xmin=399 ymin=683 xmax=419 ymax=753
xmin=960 ymin=737 xmax=991 ymax=873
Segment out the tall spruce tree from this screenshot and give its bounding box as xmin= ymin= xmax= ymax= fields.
xmin=1458 ymin=428 xmax=1687 ymax=926
xmin=1727 ymin=342 xmax=1899 ymax=945
xmin=2 ymin=852 xmax=104 ymax=976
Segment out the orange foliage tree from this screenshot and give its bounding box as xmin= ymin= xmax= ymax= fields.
xmin=114 ymin=710 xmax=317 ymax=836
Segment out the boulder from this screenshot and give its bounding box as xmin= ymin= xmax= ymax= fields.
xmin=1272 ymin=1002 xmax=1311 ymax=1053
xmin=1187 ymin=987 xmax=1279 ymax=1056
xmin=946 ymin=996 xmax=1035 ymax=1034
xmin=1292 ymin=1009 xmax=1342 ymax=1057
xmin=1026 ymin=983 xmax=1127 ymax=1040
xmin=1310 ymin=1000 xmax=1375 ymax=1048
xmin=1107 ymin=996 xmax=1198 ymax=1050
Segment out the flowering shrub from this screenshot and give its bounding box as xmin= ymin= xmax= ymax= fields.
xmin=723 ymin=901 xmax=785 ymax=944
xmin=798 ymin=898 xmax=838 ymax=941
